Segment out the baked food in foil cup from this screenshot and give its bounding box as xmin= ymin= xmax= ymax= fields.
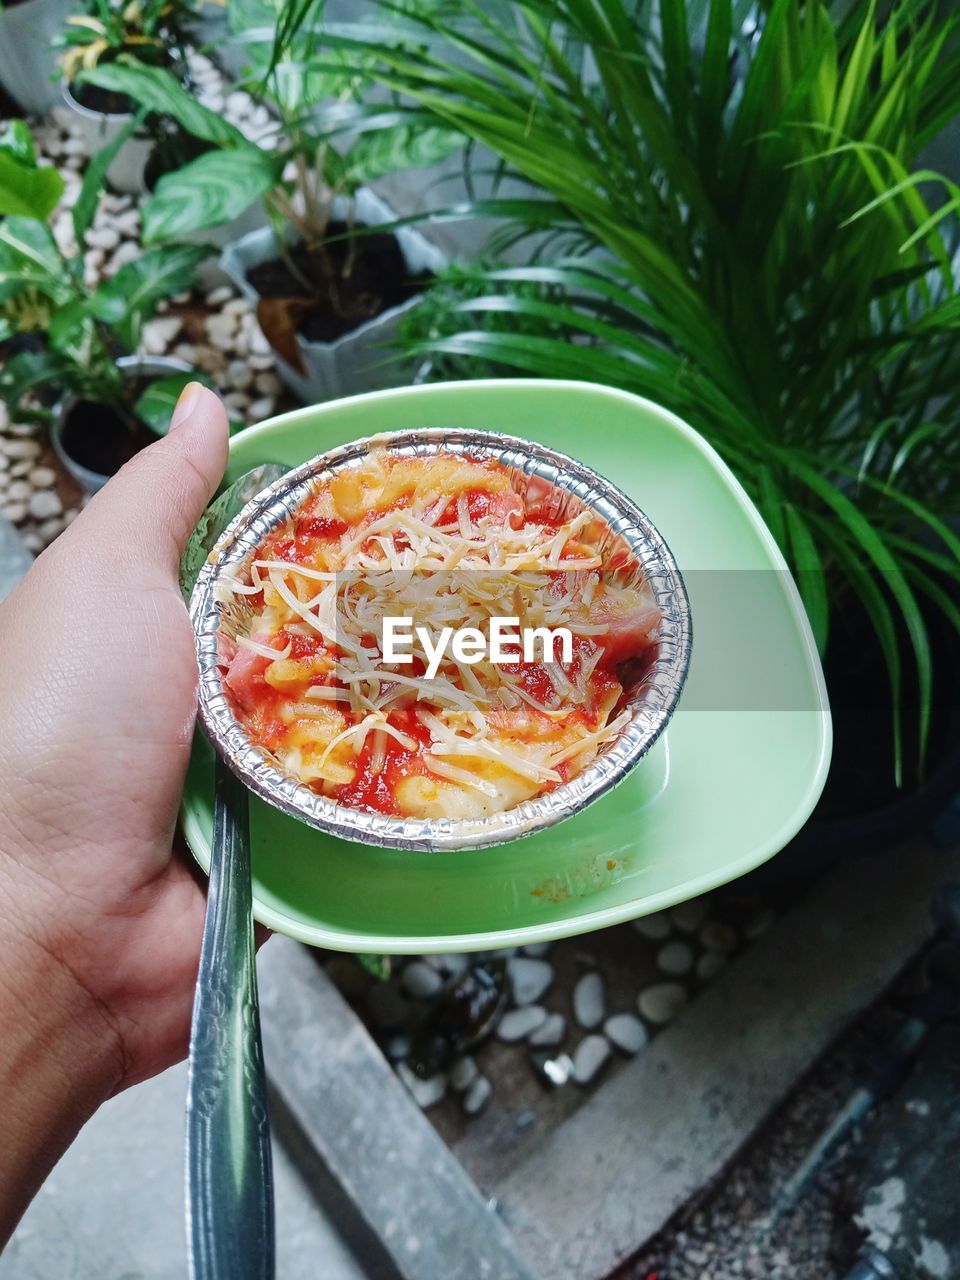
xmin=190 ymin=428 xmax=692 ymax=851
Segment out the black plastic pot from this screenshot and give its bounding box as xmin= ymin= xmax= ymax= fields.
xmin=50 ymin=354 xmax=191 ymax=493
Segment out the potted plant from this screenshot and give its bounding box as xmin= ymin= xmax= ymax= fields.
xmin=77 ymin=58 xmax=270 ymax=281
xmin=55 ymin=0 xmax=205 ymax=191
xmin=82 ymin=0 xmax=459 ymax=402
xmin=354 ymin=0 xmax=960 ymax=859
xmin=0 ymin=0 xmax=73 ymax=116
xmin=0 ymin=119 xmax=211 ymax=491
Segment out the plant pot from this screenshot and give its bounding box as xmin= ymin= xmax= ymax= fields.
xmin=50 ymin=354 xmax=191 ymax=493
xmin=60 ymin=79 xmax=153 ymax=194
xmin=219 ymin=187 xmax=446 ymax=403
xmin=0 ymin=0 xmax=72 ymax=116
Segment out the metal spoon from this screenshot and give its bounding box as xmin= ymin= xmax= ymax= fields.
xmin=181 ymin=463 xmax=287 ymax=1280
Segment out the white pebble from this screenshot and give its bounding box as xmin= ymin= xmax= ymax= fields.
xmin=697 ymin=951 xmax=728 ymax=982
xmin=637 ymin=981 xmax=688 ymax=1026
xmin=86 ymin=225 xmax=120 ymax=251
xmin=528 ymin=1012 xmax=566 ymax=1047
xmin=572 ymin=971 xmax=605 ymax=1029
xmin=141 ymin=316 xmax=182 ymax=356
xmin=224 ymin=297 xmax=251 ymax=319
xmin=21 ymin=530 xmax=44 ymax=553
xmin=38 ymin=516 xmax=65 ymax=542
xmin=223 ymin=391 xmax=251 ymax=413
xmin=254 ymin=371 xmax=282 ymax=397
xmin=10 ymin=460 xmax=31 ymax=478
xmin=62 ymin=136 xmax=87 ymax=158
xmin=226 ymin=360 xmax=254 ymax=391
xmin=206 ymin=314 xmax=238 ymax=348
xmin=249 ymin=326 xmax=272 ymax=357
xmin=657 ymin=939 xmax=695 ymax=976
xmin=173 ymin=342 xmax=199 ymax=364
xmin=449 ymin=1056 xmax=478 ymax=1092
xmin=462 ymin=1075 xmax=492 ymax=1116
xmin=27 ymin=490 xmax=63 ymax=520
xmin=28 ymin=466 xmax=57 ymax=488
xmin=109 ymin=241 xmax=140 ymax=270
xmin=383 ymin=1033 xmax=410 ymax=1062
xmin=573 ymin=1034 xmax=612 ymax=1085
xmin=249 ymin=354 xmax=275 ymax=372
xmin=194 ymin=346 xmax=227 ymax=375
xmin=1 ymin=438 xmax=40 ymax=460
xmin=508 ymin=956 xmax=553 ymax=1006
xmin=7 ymin=479 xmax=31 ymax=502
xmin=426 ymin=953 xmax=468 ymax=977
xmin=400 ymin=960 xmax=443 ymax=1001
xmin=671 ymin=899 xmax=708 ymax=933
xmin=631 ymin=911 xmax=672 ymax=941
xmin=604 ymin=1013 xmax=648 ymax=1055
xmin=699 ymin=921 xmax=739 ymax=953
xmin=497 ymin=1005 xmax=547 ymax=1042
xmin=115 ymin=211 xmax=140 ymax=237
xmin=396 ymin=1063 xmax=446 ymax=1110
xmin=206 ymin=284 xmax=234 ymax=307
xmin=2 ymin=502 xmax=27 ymax=523
xmin=247 ymin=397 xmax=275 ymax=422
xmin=63 ymin=507 xmax=80 ymax=525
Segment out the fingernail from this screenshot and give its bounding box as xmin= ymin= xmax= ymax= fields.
xmin=170 ymin=381 xmax=204 ymax=432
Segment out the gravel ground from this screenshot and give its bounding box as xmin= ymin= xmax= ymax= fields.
xmin=622 ymin=998 xmax=905 ymax=1280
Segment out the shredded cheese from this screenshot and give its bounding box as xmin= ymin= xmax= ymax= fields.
xmin=218 ymin=447 xmax=659 ymax=819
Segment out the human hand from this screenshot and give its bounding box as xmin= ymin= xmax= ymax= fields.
xmin=0 ymin=384 xmax=228 ymax=1239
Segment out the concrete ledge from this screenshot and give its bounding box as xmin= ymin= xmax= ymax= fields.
xmin=258 ymin=937 xmax=537 ymax=1280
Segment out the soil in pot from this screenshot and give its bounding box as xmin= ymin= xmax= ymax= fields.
xmin=69 ymin=79 xmax=135 ymax=116
xmin=246 ymin=227 xmax=432 ymax=346
xmin=59 ymin=388 xmax=158 ymax=478
xmin=143 ymin=129 xmax=212 ymax=192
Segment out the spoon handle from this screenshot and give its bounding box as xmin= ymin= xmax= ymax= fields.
xmin=186 ymin=760 xmax=275 ymax=1280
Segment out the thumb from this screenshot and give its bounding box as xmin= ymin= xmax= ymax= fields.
xmin=74 ymin=383 xmax=230 ymax=579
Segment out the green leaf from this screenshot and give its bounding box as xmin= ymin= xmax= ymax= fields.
xmin=0 ymin=119 xmax=36 ymax=166
xmin=343 ymin=123 xmax=463 ymax=186
xmin=141 ymin=148 xmax=281 ymax=243
xmin=0 ymin=349 xmax=70 ymax=420
xmin=355 ymin=953 xmax=391 ymax=982
xmin=80 ymin=61 xmax=249 ymax=148
xmin=0 ymin=217 xmax=66 ymax=301
xmin=73 ymin=111 xmax=145 ymax=249
xmin=90 ymin=244 xmax=211 ymax=350
xmin=783 ymin=503 xmax=829 ymax=654
xmin=134 ymin=370 xmax=211 ymax=435
xmin=0 ymin=150 xmax=63 ymax=221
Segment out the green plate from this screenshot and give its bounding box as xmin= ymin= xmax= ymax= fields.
xmin=181 ymin=379 xmax=831 ymax=953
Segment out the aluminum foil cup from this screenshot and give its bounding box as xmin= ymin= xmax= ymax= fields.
xmin=190 ymin=428 xmax=692 ymax=851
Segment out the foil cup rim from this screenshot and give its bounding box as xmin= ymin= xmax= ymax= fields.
xmin=190 ymin=427 xmax=692 ymax=851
